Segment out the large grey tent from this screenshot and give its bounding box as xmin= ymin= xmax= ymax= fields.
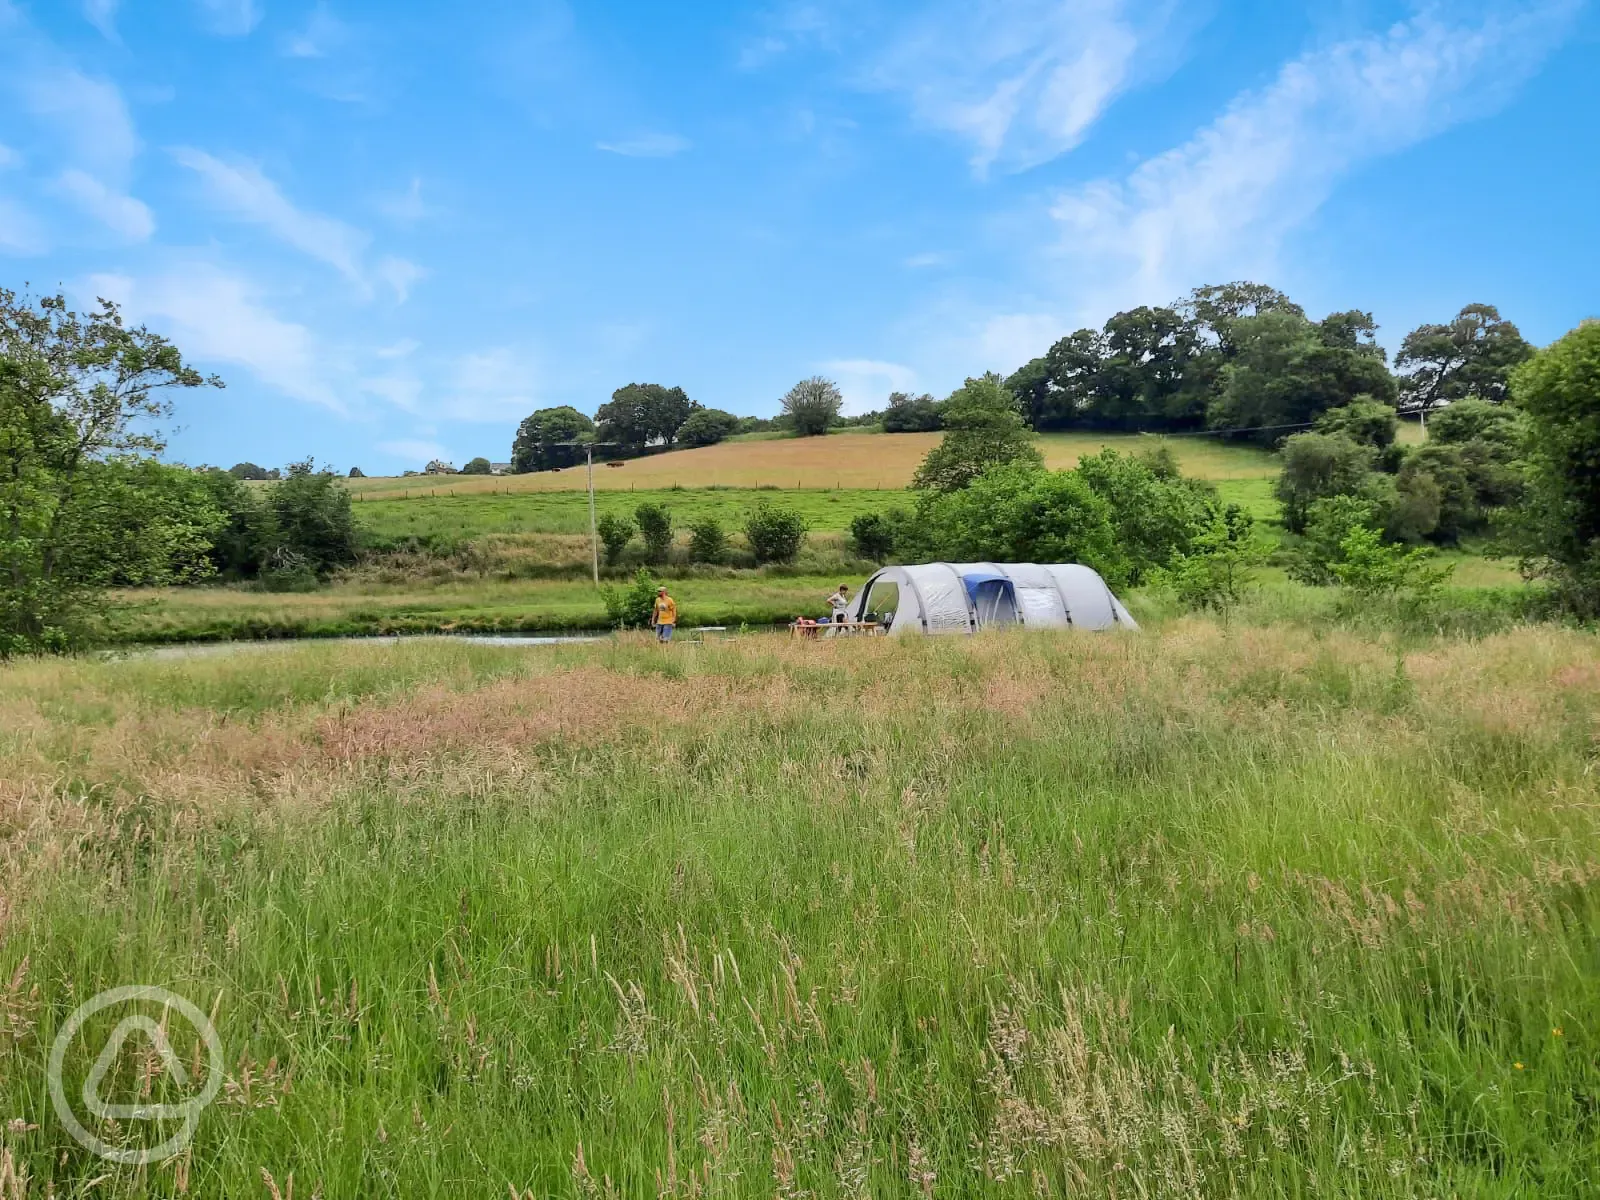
xmin=847 ymin=563 xmax=1137 ymax=636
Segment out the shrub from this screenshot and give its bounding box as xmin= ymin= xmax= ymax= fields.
xmin=461 ymin=457 xmax=492 ymax=475
xmin=348 ymin=466 xmax=365 ymax=478
xmin=882 ymin=391 xmax=945 ymax=433
xmin=1286 ymin=495 xmax=1377 ymax=586
xmin=849 ymin=512 xmax=898 ymax=563
xmin=1074 ymin=448 xmax=1217 ymax=583
xmin=601 ymin=568 xmax=658 ymax=629
xmin=780 ymin=377 xmax=843 ymax=437
xmin=595 ymin=513 xmax=635 ymax=565
xmin=1151 ymin=505 xmax=1269 ymax=615
xmin=1274 ymin=432 xmax=1375 ymax=533
xmin=744 ymin=503 xmax=808 ymax=564
xmin=912 ymin=375 xmax=1042 ymax=493
xmin=268 ymin=460 xmax=359 ymax=575
xmin=676 ymin=408 xmax=739 ymax=447
xmin=1329 ymin=524 xmax=1453 ymax=607
xmin=687 ymin=518 xmax=728 ymax=564
xmin=634 ymin=502 xmax=674 ymax=563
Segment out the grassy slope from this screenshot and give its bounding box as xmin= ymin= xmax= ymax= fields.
xmin=3 ymin=623 xmax=1597 ymax=1196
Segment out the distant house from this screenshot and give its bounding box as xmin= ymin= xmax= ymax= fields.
xmin=424 ymin=459 xmax=457 ymax=475
xmin=490 ymin=462 xmax=514 ymax=475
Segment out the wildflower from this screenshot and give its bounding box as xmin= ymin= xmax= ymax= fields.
xmin=1513 ymin=1062 xmax=1524 ymax=1070
xmin=1552 ymin=1027 xmax=1563 ymax=1037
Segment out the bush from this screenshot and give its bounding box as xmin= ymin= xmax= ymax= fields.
xmin=229 ymin=462 xmax=271 ymax=480
xmin=1274 ymin=432 xmax=1375 ymax=533
xmin=634 ymin=502 xmax=674 ymax=563
xmin=461 ymin=457 xmax=492 ymax=475
xmin=1286 ymin=495 xmax=1376 ymax=586
xmin=595 ymin=513 xmax=635 ymax=565
xmin=1150 ymin=505 xmax=1269 ymax=615
xmin=849 ymin=512 xmax=898 ymax=563
xmin=1074 ymin=448 xmax=1217 ymax=583
xmin=269 ymin=460 xmax=359 ymax=575
xmin=744 ymin=503 xmax=808 ymax=564
xmin=676 ymin=408 xmax=739 ymax=448
xmin=912 ymin=375 xmax=1042 ymax=493
xmin=601 ymin=568 xmax=658 ymax=629
xmin=687 ymin=518 xmax=728 ymax=564
xmin=780 ymin=377 xmax=843 ymax=437
xmin=882 ymin=392 xmax=945 ymax=433
xmin=1329 ymin=524 xmax=1453 ymax=607
xmin=348 ymin=466 xmax=365 ymax=478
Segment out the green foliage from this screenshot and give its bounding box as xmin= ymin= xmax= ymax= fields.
xmin=598 ymin=384 xmax=697 ymax=452
xmin=1274 ymin=433 xmax=1375 ymax=534
xmin=1327 ymin=523 xmax=1453 ymax=607
xmin=634 ymin=501 xmax=674 ymax=563
xmin=1287 ymin=495 xmax=1381 ymax=586
xmin=229 ymin=461 xmax=270 ymax=480
xmin=600 ymin=567 xmax=659 ymax=628
xmin=194 ymin=468 xmax=276 ymax=577
xmin=848 ymin=511 xmax=899 ymax=563
xmin=1211 ymin=310 xmax=1397 ymax=442
xmin=1073 ymin=448 xmax=1218 ymax=583
xmin=743 ymin=502 xmax=808 ymax=564
xmin=676 ymin=408 xmax=739 ymax=447
xmin=460 ymin=456 xmax=493 ymax=475
xmin=1396 ymin=303 xmax=1533 ymax=416
xmin=881 ymin=391 xmax=945 ymax=433
xmin=348 ymin=466 xmax=364 ymax=478
xmin=268 ymin=460 xmax=360 ymax=575
xmin=595 ymin=512 xmax=635 ymax=565
xmin=909 ymin=463 xmax=1129 ymax=584
xmin=1150 ymin=505 xmax=1269 ymax=614
xmin=687 ymin=517 xmax=728 ymax=564
xmin=0 ymin=290 xmax=220 ymax=653
xmin=1314 ymin=396 xmax=1400 ymax=460
xmin=780 ymin=376 xmax=843 ymax=437
xmin=912 ymin=374 xmax=1043 ymax=493
xmin=511 ymin=405 xmax=594 ymax=473
xmin=1508 ymin=321 xmax=1600 ymax=616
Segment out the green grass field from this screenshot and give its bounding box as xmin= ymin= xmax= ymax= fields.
xmin=3 ymin=619 xmax=1597 ymax=1196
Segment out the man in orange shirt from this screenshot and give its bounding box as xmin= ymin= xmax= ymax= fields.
xmin=651 ymin=586 xmax=677 ymax=643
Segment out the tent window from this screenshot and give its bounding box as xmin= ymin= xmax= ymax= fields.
xmin=862 ymin=582 xmax=900 ymax=631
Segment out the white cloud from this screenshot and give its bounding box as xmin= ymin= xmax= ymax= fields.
xmin=820 ymin=358 xmax=918 ymax=415
xmin=441 ymin=348 xmax=538 ymax=422
xmin=83 ymin=0 xmax=118 ymax=38
xmin=23 ymin=68 xmax=139 ymax=177
xmin=904 ymin=251 xmax=947 ymax=269
xmin=596 ymin=133 xmax=692 ymax=158
xmin=976 ymin=313 xmax=1062 ymax=374
xmin=375 ymin=255 xmax=425 ymax=303
xmin=283 ymin=4 xmax=347 ymax=57
xmin=377 ymin=439 xmax=452 ymax=466
xmin=378 ymin=176 xmax=431 ymax=225
xmin=362 ymin=374 xmax=424 ymax=414
xmin=196 ymin=0 xmax=261 ymax=37
xmin=1044 ymin=2 xmax=1582 ymax=319
xmin=55 ymin=168 xmax=154 ymax=241
xmin=870 ymin=0 xmax=1154 ymax=176
xmin=173 ymin=148 xmax=370 ymax=284
xmin=90 ymin=266 xmax=345 ymax=412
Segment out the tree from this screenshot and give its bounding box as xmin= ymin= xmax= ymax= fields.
xmin=1314 ymin=396 xmax=1402 ymax=471
xmin=1209 ymin=310 xmax=1395 ymax=442
xmin=882 ymin=392 xmax=945 ymax=433
xmin=849 ymin=512 xmax=898 ymax=563
xmin=676 ymin=408 xmax=739 ymax=448
xmin=913 ymin=375 xmax=1042 ymax=493
xmin=229 ymin=461 xmax=270 ymax=480
xmin=1153 ymin=506 xmax=1269 ymax=615
xmin=595 ymin=512 xmax=635 ymax=565
xmin=1074 ymin=448 xmax=1218 ymax=583
xmin=461 ymin=456 xmax=492 ymax=475
xmin=781 ymin=377 xmax=843 ymax=437
xmin=601 ymin=568 xmax=658 ymax=629
xmin=634 ymin=502 xmax=674 ymax=563
xmin=1507 ymin=322 xmax=1600 ymax=615
xmin=1177 ymin=282 xmax=1305 ymax=356
xmin=512 ymin=406 xmax=595 ymax=473
xmin=596 ymin=384 xmax=696 ymax=452
xmin=687 ymin=517 xmax=728 ymax=564
xmin=1274 ymin=433 xmax=1376 ymax=534
xmin=1395 ymin=303 xmax=1533 ymax=417
xmin=1 ymin=290 xmax=221 ymax=653
xmin=194 ymin=467 xmax=277 ymax=578
xmin=267 ymin=460 xmax=359 ymax=576
xmin=348 ymin=466 xmax=365 ymax=478
xmin=744 ymin=503 xmax=807 ymax=564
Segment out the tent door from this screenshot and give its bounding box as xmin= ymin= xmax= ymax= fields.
xmin=971 ymin=579 xmax=1018 ymax=628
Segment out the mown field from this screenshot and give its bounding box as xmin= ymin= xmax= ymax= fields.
xmin=2 ymin=618 xmax=1597 ymax=1196
xmin=346 ymin=432 xmax=1281 ymax=499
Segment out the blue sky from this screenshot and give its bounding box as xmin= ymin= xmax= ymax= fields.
xmin=2 ymin=0 xmax=1596 ymax=473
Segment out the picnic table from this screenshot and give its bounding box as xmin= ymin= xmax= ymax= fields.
xmin=790 ymin=620 xmax=883 ymax=640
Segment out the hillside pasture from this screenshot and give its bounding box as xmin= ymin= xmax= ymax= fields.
xmin=348 ymin=431 xmax=1279 ymax=498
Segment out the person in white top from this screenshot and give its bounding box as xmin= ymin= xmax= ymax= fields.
xmin=826 ymin=584 xmax=851 ymax=628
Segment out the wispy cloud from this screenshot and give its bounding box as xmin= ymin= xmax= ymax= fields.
xmin=870 ymin=0 xmax=1167 ymax=176
xmin=737 ymin=3 xmax=831 ymax=70
xmin=442 ymin=348 xmax=538 ymax=422
xmin=23 ymin=68 xmax=139 ymax=177
xmin=904 ymin=251 xmax=947 ymax=269
xmin=377 ymin=177 xmax=431 ymax=226
xmin=375 ymin=255 xmax=426 ymax=303
xmin=283 ymin=4 xmax=347 ymax=58
xmin=55 ymin=168 xmax=154 ymax=241
xmin=196 ymin=0 xmax=261 ymax=37
xmin=1044 ymin=1 xmax=1583 ymax=320
xmin=820 ymin=358 xmax=918 ymax=415
xmin=82 ymin=0 xmax=119 ymax=38
xmin=173 ymin=148 xmax=370 ymax=284
xmin=90 ymin=265 xmax=345 ymax=412
xmin=596 ymin=133 xmax=692 ymax=159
